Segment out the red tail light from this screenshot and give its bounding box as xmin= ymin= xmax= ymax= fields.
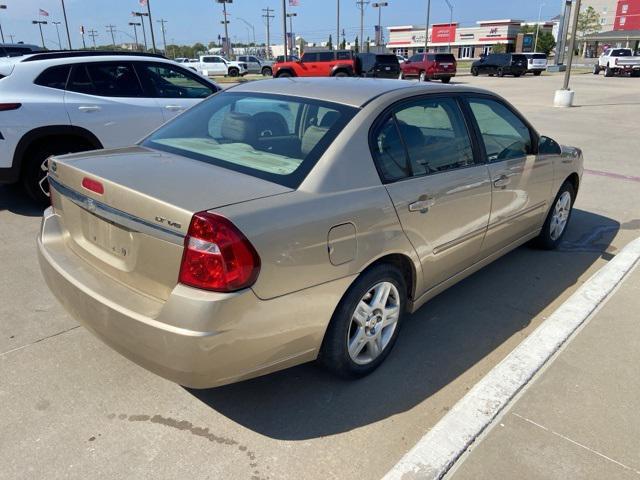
xmin=81 ymin=177 xmax=104 ymax=195
xmin=0 ymin=103 xmax=21 ymax=111
xmin=179 ymin=212 xmax=261 ymax=292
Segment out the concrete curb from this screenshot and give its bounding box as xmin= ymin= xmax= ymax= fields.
xmin=383 ymin=236 xmax=640 ymax=480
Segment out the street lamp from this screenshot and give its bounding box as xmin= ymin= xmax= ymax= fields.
xmin=424 ymin=0 xmax=431 ymax=53
xmin=0 ymin=5 xmax=7 ymax=44
xmin=371 ymin=2 xmax=388 ymax=47
xmin=237 ymin=17 xmax=256 ymax=46
xmin=128 ymin=22 xmax=141 ymax=51
xmin=444 ymin=0 xmax=453 ymax=53
xmin=132 ymin=12 xmax=149 ymax=51
xmin=286 ymin=12 xmax=297 ymax=57
xmin=32 ymin=20 xmax=48 ymax=49
xmin=52 ymin=21 xmax=63 ymax=49
xmin=534 ymin=2 xmax=545 ymax=53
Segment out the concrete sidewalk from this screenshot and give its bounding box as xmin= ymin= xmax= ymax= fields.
xmin=449 ymin=262 xmax=640 ymax=479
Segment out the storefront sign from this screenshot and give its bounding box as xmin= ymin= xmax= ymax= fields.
xmin=432 ymin=24 xmax=457 ymax=43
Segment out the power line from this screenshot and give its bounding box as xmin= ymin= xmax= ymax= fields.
xmin=356 ymin=0 xmax=369 ymax=49
xmin=87 ymin=28 xmax=98 ymax=49
xmin=261 ymin=7 xmax=274 ymax=59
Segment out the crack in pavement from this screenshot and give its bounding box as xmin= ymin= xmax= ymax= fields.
xmin=0 ymin=325 xmax=81 ymax=357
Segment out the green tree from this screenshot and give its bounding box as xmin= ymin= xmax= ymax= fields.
xmin=192 ymin=42 xmax=207 ymax=56
xmin=340 ymin=37 xmax=346 ymax=50
xmin=327 ymin=34 xmax=333 ymax=50
xmin=354 ymin=36 xmax=359 ymax=54
xmin=536 ymin=31 xmax=556 ymax=55
xmin=492 ymin=43 xmax=506 ymax=54
xmin=577 ymin=6 xmax=601 ymax=56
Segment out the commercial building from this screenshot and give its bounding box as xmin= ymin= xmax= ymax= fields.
xmin=580 ymin=0 xmax=640 ymax=55
xmin=387 ymin=19 xmax=553 ymax=59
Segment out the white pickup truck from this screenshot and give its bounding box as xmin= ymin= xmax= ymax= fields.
xmin=593 ymin=48 xmax=640 ymax=77
xmin=195 ymin=55 xmax=248 ymax=77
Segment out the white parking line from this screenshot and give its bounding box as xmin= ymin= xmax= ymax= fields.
xmin=382 ymin=236 xmax=640 ymax=480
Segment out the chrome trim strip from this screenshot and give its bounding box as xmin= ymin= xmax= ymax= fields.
xmin=433 ymin=226 xmax=487 ymax=255
xmin=49 ymin=177 xmax=185 ymax=246
xmin=487 ymin=201 xmax=547 ymax=231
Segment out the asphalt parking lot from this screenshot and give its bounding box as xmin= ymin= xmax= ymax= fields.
xmin=2 ymin=72 xmax=640 ymax=480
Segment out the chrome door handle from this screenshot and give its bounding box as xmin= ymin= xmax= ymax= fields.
xmin=493 ymin=174 xmax=511 ymax=188
xmin=165 ymin=105 xmax=185 ymax=111
xmin=408 ymin=197 xmax=436 ymax=213
xmin=78 ymin=105 xmax=101 ymax=113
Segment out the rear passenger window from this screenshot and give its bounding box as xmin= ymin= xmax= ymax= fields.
xmin=67 ymin=65 xmax=95 ymax=94
xmin=372 ymin=97 xmax=475 ymax=182
xmin=34 ymin=65 xmax=71 ymax=90
xmin=468 ymin=97 xmax=532 ymax=161
xmin=317 ymin=52 xmax=335 ymax=62
xmin=85 ymin=62 xmax=143 ymax=97
xmin=336 ymin=51 xmax=351 ymax=60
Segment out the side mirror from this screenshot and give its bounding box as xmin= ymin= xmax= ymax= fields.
xmin=538 ymin=136 xmax=562 ymax=155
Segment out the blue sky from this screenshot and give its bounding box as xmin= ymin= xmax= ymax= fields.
xmin=5 ymin=0 xmax=559 ymax=48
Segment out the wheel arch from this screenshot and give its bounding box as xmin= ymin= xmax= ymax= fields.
xmin=564 ymin=172 xmax=580 ymax=194
xmin=275 ymin=68 xmax=296 ymax=77
xmin=12 ymin=125 xmax=103 ymax=182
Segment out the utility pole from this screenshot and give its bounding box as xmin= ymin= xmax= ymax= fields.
xmin=262 ymin=7 xmax=274 ymax=59
xmin=424 ymin=0 xmax=431 ymax=53
xmin=60 ymin=0 xmax=72 ymax=49
xmin=157 ymin=19 xmax=168 ymax=54
xmin=562 ymin=0 xmax=581 ymax=91
xmin=52 ymin=21 xmax=63 ymax=49
xmin=534 ymin=1 xmax=545 ymax=53
xmin=371 ymin=2 xmax=388 ymax=47
xmin=0 ymin=5 xmax=6 ymax=44
xmin=132 ymin=12 xmax=149 ymax=51
xmin=356 ymin=0 xmax=369 ymax=50
xmin=88 ymin=28 xmax=98 ymax=49
xmin=282 ymin=0 xmax=288 ymax=62
xmin=145 ymin=0 xmax=157 ymax=53
xmin=129 ymin=22 xmax=141 ymax=51
xmin=286 ymin=13 xmax=297 ymax=57
xmin=444 ymin=0 xmax=453 ymax=53
xmin=106 ymin=24 xmax=117 ymax=47
xmin=336 ymin=0 xmax=340 ymax=51
xmin=80 ymin=25 xmax=86 ymax=49
xmin=32 ymin=20 xmax=48 ymax=49
xmin=217 ymin=0 xmax=232 ymax=58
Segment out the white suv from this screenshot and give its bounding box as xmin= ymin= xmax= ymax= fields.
xmin=0 ymin=51 xmax=220 ymax=202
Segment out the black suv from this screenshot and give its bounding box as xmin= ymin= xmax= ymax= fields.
xmin=471 ymin=53 xmax=527 ymax=77
xmin=356 ymin=53 xmax=400 ymax=78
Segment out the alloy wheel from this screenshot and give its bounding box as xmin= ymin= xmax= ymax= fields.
xmin=347 ymin=281 xmax=401 ymax=365
xmin=550 ymin=191 xmax=571 ymax=240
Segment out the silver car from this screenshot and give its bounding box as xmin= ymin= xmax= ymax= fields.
xmin=38 ymin=78 xmax=583 ymax=388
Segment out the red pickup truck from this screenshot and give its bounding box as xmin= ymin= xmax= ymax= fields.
xmin=273 ymin=50 xmax=357 ymax=78
xmin=400 ymin=53 xmax=457 ymax=83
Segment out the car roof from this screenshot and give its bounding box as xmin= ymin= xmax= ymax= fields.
xmin=228 ymin=77 xmax=490 ymax=108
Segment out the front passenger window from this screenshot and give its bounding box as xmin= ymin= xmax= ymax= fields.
xmin=85 ymin=62 xmax=143 ymax=97
xmin=468 ymin=98 xmax=532 ymax=161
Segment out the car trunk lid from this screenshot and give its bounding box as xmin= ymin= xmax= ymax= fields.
xmin=48 ymin=146 xmax=292 ymax=300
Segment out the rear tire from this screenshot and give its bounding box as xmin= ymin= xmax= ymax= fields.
xmin=319 ymin=264 xmax=407 ymax=379
xmin=261 ymin=66 xmax=273 ymax=76
xmin=534 ymin=70 xmax=542 ymax=76
xmin=333 ymin=70 xmax=349 ymax=77
xmin=514 ymin=73 xmax=521 ymax=77
xmin=22 ymin=140 xmax=89 ymax=204
xmin=536 ymin=182 xmax=575 ymax=250
xmin=441 ymin=76 xmax=451 ymax=83
xmin=471 ymin=67 xmax=479 ymax=76
xmin=593 ymin=64 xmax=600 ymax=75
xmin=497 ymin=67 xmax=505 ymax=77
xmin=605 ymin=65 xmax=613 ymax=77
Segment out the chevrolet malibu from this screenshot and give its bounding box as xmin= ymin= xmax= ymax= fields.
xmin=38 ymin=78 xmax=583 ymax=388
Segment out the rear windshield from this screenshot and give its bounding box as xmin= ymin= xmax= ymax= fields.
xmin=433 ymin=54 xmax=455 ymax=62
xmin=531 ymin=53 xmax=547 ymax=59
xmin=611 ymin=49 xmax=632 ymax=57
xmin=143 ymin=92 xmax=358 ymax=188
xmin=375 ymin=54 xmax=399 ymax=64
xmin=511 ymin=54 xmax=527 ymax=63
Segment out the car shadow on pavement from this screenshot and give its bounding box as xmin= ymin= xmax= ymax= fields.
xmin=0 ymin=185 xmax=46 ymax=217
xmin=188 ymin=209 xmax=619 ymax=441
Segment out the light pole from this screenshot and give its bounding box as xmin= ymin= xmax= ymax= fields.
xmin=237 ymin=18 xmax=256 ymax=46
xmin=356 ymin=0 xmax=369 ymax=51
xmin=217 ymin=0 xmax=232 ymax=58
xmin=132 ymin=12 xmax=149 ymax=51
xmin=52 ymin=21 xmax=63 ymax=49
xmin=371 ymin=2 xmax=388 ymax=47
xmin=444 ymin=0 xmax=453 ymax=53
xmin=157 ymin=19 xmax=168 ymax=54
xmin=534 ymin=2 xmax=545 ymax=53
xmin=32 ymin=20 xmax=48 ymax=49
xmin=336 ymin=0 xmax=340 ymax=51
xmin=129 ymin=22 xmax=141 ymax=51
xmin=281 ymin=0 xmax=288 ymax=62
xmin=0 ymin=5 xmax=7 ymax=44
xmin=60 ymin=0 xmax=72 ymax=49
xmin=262 ymin=8 xmax=274 ymax=58
xmin=286 ymin=13 xmax=297 ymax=57
xmin=424 ymin=0 xmax=431 ymax=53
xmin=144 ymin=0 xmax=157 ymax=53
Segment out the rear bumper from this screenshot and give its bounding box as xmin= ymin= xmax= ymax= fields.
xmin=430 ymin=72 xmax=456 ymax=79
xmin=38 ymin=208 xmax=355 ymax=388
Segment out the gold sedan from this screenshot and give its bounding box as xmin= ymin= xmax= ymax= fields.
xmin=38 ymin=78 xmax=583 ymax=388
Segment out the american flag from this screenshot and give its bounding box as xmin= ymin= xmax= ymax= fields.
xmin=39 ymin=8 xmax=49 ymax=16
xmin=139 ymin=0 xmax=148 ymax=6
xmin=289 ymin=0 xmax=299 ymax=6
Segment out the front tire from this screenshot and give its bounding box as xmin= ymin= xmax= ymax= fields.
xmin=276 ymin=71 xmax=292 ymax=78
xmin=228 ymin=67 xmax=239 ymax=77
xmin=319 ymin=264 xmax=407 ymax=379
xmin=333 ymin=70 xmax=349 ymax=77
xmin=536 ymin=182 xmax=575 ymax=250
xmin=471 ymin=67 xmax=479 ymax=76
xmin=605 ymin=65 xmax=613 ymax=77
xmin=593 ymin=64 xmax=600 ymax=75
xmin=497 ymin=67 xmax=505 ymax=77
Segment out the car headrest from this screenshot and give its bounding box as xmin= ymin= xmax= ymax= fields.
xmin=252 ymin=111 xmax=289 ymax=137
xmin=221 ymin=112 xmax=258 ymax=144
xmin=301 ymin=125 xmax=329 ymax=156
xmin=319 ymin=111 xmax=340 ymax=128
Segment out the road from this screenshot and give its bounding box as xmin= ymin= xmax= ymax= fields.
xmin=1 ymin=72 xmax=639 ymax=480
